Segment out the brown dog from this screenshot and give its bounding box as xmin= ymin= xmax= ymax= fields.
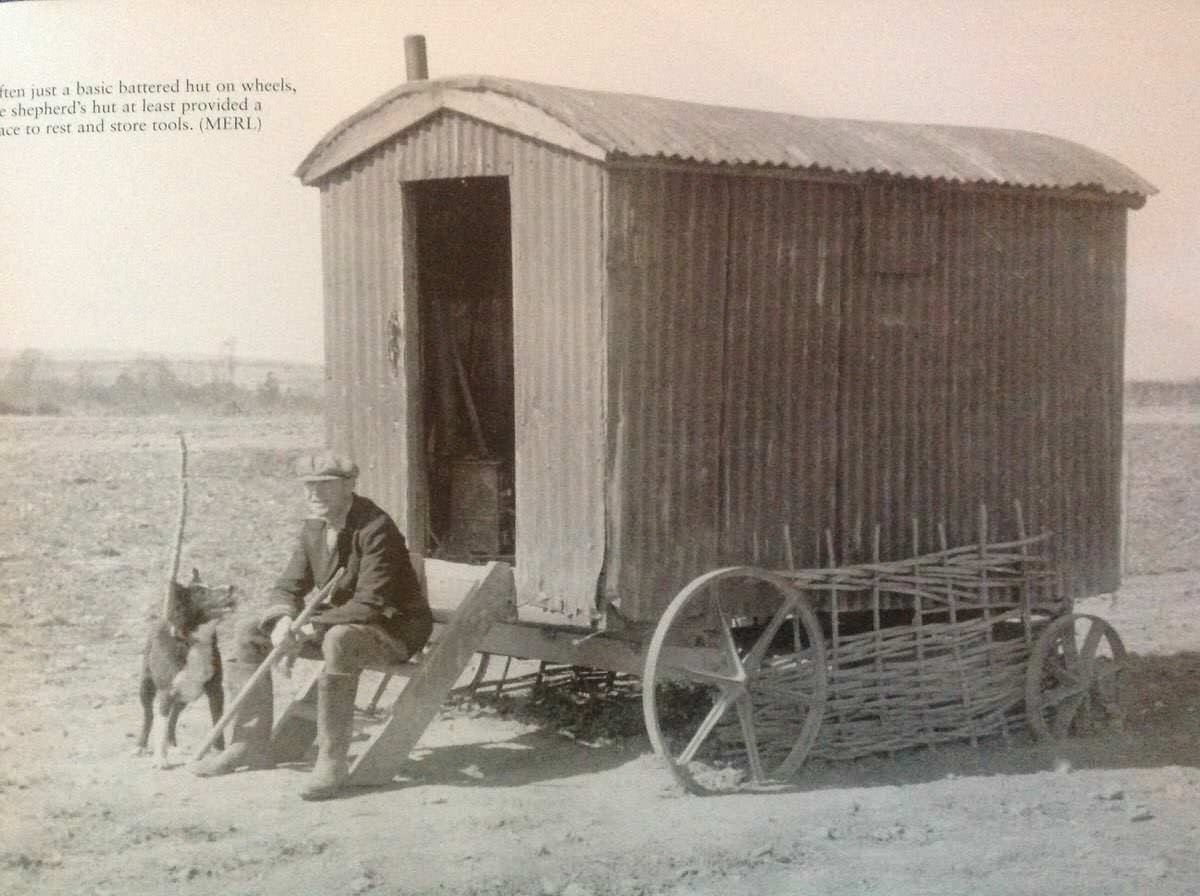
xmin=137 ymin=569 xmax=236 ymax=768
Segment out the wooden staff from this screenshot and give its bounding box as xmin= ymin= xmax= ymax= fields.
xmin=192 ymin=568 xmax=344 ymax=761
xmin=163 ymin=432 xmax=188 ymax=629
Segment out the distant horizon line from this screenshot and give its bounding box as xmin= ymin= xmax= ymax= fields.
xmin=0 ymin=345 xmax=325 ymax=368
xmin=1 ymin=344 xmax=1196 ymax=384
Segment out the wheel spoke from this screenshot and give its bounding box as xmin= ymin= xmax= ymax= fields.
xmin=645 ymin=568 xmax=828 ymax=793
xmin=735 ymin=694 xmax=765 ymax=782
xmin=1061 ymin=632 xmax=1080 ymax=665
xmin=1052 ymin=694 xmax=1085 ymax=738
xmin=1028 ymin=615 xmax=1127 ymax=743
xmin=1041 ymin=682 xmax=1086 ymax=708
xmin=1076 ymin=622 xmax=1106 ymax=682
xmin=713 ymin=596 xmax=746 ymax=679
xmin=677 ymin=691 xmax=738 ymax=766
xmin=1049 ymin=663 xmax=1081 ymax=688
xmin=743 ymin=596 xmax=797 ymax=675
xmin=659 ymin=663 xmax=743 ymax=689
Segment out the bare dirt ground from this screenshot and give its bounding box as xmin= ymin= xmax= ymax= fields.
xmin=1 ymin=410 xmax=1197 ymax=896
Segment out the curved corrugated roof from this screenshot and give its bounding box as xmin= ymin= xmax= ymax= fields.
xmin=297 ymin=75 xmax=1155 ymax=199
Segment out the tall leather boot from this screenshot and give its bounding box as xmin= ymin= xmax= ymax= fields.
xmin=189 ymin=658 xmax=275 ymax=777
xmin=299 ymin=672 xmax=358 ymax=801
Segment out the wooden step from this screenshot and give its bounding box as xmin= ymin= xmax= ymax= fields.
xmin=347 ymin=560 xmax=515 ymax=786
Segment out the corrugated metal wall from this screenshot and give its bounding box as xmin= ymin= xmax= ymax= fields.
xmin=840 ymin=182 xmax=1125 ymax=598
xmin=319 ymin=111 xmax=607 ymax=623
xmin=604 ymin=169 xmax=731 ymax=615
xmin=320 ymin=153 xmax=413 ymax=534
xmin=837 ymin=180 xmax=950 ymax=564
xmin=721 ymin=177 xmax=856 ymax=570
xmin=955 ymin=190 xmax=1125 ymax=598
xmin=507 ymin=126 xmax=607 ymax=625
xmin=319 ymin=111 xmax=1127 ymax=627
xmin=608 ymin=171 xmax=1127 ymax=622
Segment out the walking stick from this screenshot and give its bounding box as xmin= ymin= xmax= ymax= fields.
xmin=192 ymin=568 xmax=344 ymax=761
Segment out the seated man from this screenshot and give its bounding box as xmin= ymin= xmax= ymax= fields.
xmin=191 ymin=451 xmax=433 ymax=800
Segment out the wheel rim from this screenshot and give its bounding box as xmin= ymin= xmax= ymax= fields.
xmin=1026 ymin=613 xmax=1127 ymax=740
xmin=642 ymin=567 xmax=827 ymax=794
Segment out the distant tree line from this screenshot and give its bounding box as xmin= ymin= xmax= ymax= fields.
xmin=1125 ymin=378 xmax=1200 ymax=407
xmin=0 ymin=349 xmax=323 ymax=415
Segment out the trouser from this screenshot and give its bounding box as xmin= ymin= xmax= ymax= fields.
xmin=193 ymin=617 xmax=408 ymax=772
xmin=259 ymin=616 xmax=409 ymax=766
xmin=234 ymin=616 xmax=411 ymax=671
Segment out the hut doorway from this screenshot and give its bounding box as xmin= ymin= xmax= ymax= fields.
xmin=411 ymin=176 xmax=515 ymax=561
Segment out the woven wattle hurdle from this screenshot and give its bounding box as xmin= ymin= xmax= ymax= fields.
xmin=809 ymin=617 xmax=1030 ymax=760
xmin=717 ymin=520 xmax=1061 ymax=761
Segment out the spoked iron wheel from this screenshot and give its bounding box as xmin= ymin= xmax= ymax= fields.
xmin=1026 ymin=613 xmax=1127 ymax=740
xmin=642 ymin=567 xmax=827 ymax=794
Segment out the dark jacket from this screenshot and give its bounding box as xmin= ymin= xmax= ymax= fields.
xmin=263 ymin=495 xmax=433 ymax=657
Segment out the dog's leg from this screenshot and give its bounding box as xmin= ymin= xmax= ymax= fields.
xmin=152 ymin=692 xmax=176 ymax=769
xmin=166 ymin=702 xmax=185 ymax=754
xmin=136 ymin=674 xmax=155 ymax=756
xmin=167 ymin=701 xmax=183 ymax=748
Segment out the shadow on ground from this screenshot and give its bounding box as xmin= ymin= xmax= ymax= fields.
xmin=359 ymin=651 xmax=1200 ymax=796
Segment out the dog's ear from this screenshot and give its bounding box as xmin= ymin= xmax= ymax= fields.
xmin=191 ymin=568 xmax=201 ymax=584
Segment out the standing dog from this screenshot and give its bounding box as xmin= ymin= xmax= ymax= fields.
xmin=137 ymin=569 xmax=236 ymax=768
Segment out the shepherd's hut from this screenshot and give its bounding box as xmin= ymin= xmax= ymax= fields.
xmin=296 ymin=52 xmax=1154 ymax=633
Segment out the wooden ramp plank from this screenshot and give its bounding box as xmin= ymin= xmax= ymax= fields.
xmin=347 ymin=561 xmax=515 ymax=786
xmin=423 ymin=557 xmax=511 ymax=620
xmin=270 ymin=663 xmax=321 ymax=763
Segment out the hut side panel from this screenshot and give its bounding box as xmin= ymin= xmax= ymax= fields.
xmin=940 ymin=192 xmax=1126 ymax=597
xmin=837 ymin=181 xmax=951 ymax=563
xmin=604 ymin=168 xmax=730 ymax=621
xmin=941 ymin=190 xmax=1042 ymax=561
xmin=320 ymin=153 xmax=412 ymax=532
xmin=321 ymin=111 xmax=607 ymax=623
xmin=505 ymin=136 xmax=607 ymax=625
xmin=721 ymin=177 xmax=854 ymax=569
xmin=1044 ymin=197 xmax=1126 ymax=596
xmin=838 ymin=184 xmax=1126 ymax=597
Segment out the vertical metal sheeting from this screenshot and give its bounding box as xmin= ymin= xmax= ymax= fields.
xmin=506 ymin=130 xmax=606 ymax=624
xmin=843 ymin=184 xmax=1126 ymax=598
xmin=319 ymin=111 xmax=606 ymax=623
xmin=839 ymin=180 xmax=949 ymax=563
xmin=608 ymin=171 xmax=1127 ymax=622
xmin=722 ymin=177 xmax=854 ymax=569
xmin=319 ymin=148 xmax=409 ymax=534
xmin=942 ymin=190 xmax=1125 ymax=597
xmin=604 ymin=169 xmax=730 ymax=617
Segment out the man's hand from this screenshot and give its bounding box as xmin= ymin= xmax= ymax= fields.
xmin=270 ymin=615 xmax=298 ymax=650
xmin=270 ymin=616 xmax=320 ymax=676
xmin=271 ymin=616 xmax=301 ymax=676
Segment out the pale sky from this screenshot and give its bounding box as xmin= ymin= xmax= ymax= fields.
xmin=1 ymin=0 xmax=1197 ymax=378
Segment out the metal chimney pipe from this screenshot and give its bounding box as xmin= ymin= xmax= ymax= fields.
xmin=405 ymin=34 xmax=428 ymax=81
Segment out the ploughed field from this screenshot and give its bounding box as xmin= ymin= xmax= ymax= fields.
xmin=0 ymin=410 xmax=1198 ymax=896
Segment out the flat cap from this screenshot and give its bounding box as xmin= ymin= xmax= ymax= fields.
xmin=295 ymin=451 xmax=359 ymax=481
